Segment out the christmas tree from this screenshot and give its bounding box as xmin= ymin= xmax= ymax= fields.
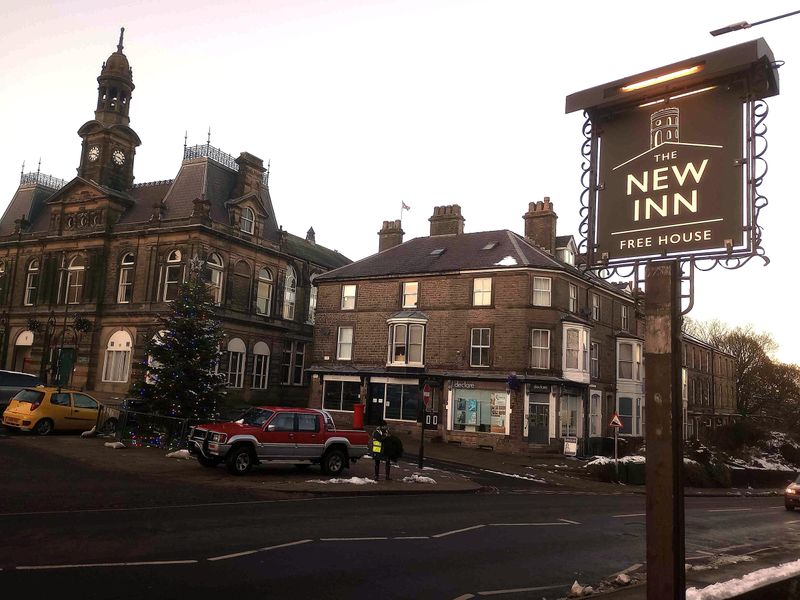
xmin=131 ymin=257 xmax=225 ymax=420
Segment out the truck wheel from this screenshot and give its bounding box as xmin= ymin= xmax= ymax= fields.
xmin=226 ymin=446 xmax=254 ymax=475
xmin=322 ymin=449 xmax=346 ymax=476
xmin=198 ymin=455 xmax=221 ymax=468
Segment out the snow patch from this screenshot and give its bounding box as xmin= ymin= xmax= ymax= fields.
xmin=494 ymin=256 xmax=517 ymax=266
xmin=305 ymin=477 xmax=377 ymax=485
xmin=104 ymin=441 xmax=126 ymax=449
xmin=482 ymin=469 xmax=547 ymax=484
xmin=686 ymin=558 xmax=800 ymax=600
xmin=403 ymin=473 xmax=436 ymax=484
xmin=586 ymin=455 xmax=645 ymax=467
xmin=165 ymin=449 xmax=192 ymax=459
xmin=81 ymin=426 xmax=96 ymax=438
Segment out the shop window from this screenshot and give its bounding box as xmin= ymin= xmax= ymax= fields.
xmin=341 ymin=284 xmax=357 ymax=310
xmin=402 ymin=281 xmax=418 ymax=309
xmin=323 ymin=379 xmax=361 ymax=412
xmin=559 ymin=395 xmax=580 ymax=437
xmin=472 ymin=277 xmax=492 ymax=306
xmin=337 ymin=326 xmax=353 ymax=360
xmin=117 ymin=253 xmax=135 ymax=303
xmin=470 ymin=328 xmax=491 ymax=367
xmin=256 ymin=268 xmax=273 ymax=316
xmin=252 ymin=342 xmax=270 ymax=390
xmin=451 ymin=390 xmax=508 ymax=434
xmin=532 ymin=277 xmax=551 ymax=307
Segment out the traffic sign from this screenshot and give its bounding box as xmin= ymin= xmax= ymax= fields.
xmin=422 ymin=384 xmax=431 ymax=406
xmin=609 ymin=413 xmax=624 ymax=429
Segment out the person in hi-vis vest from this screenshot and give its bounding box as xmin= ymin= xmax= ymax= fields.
xmin=371 ymin=421 xmax=390 ymax=480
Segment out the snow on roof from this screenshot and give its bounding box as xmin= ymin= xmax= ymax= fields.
xmin=494 ymin=255 xmax=518 ymax=266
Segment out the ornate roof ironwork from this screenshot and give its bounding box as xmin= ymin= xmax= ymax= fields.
xmin=183 ymin=143 xmax=269 ymax=187
xmin=19 ymin=171 xmax=67 ymax=190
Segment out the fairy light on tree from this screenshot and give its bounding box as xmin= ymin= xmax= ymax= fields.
xmin=130 ymin=255 xmax=225 ymax=420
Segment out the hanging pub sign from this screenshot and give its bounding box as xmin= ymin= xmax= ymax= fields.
xmin=565 ymin=38 xmax=780 ymax=268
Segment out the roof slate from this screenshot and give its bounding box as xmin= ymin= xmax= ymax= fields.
xmin=284 ymin=232 xmax=350 ymax=270
xmin=0 ymin=185 xmax=55 ymax=236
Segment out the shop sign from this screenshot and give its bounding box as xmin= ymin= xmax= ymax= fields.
xmin=529 ymin=383 xmax=550 ymax=393
xmin=452 ymin=381 xmax=476 ymax=390
xmin=563 ymin=436 xmax=578 ymax=457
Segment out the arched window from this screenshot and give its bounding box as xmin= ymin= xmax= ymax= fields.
xmin=117 ymin=253 xmax=135 ymax=303
xmin=283 ymin=266 xmax=297 ymax=320
xmin=256 ymin=268 xmax=273 ymax=316
xmin=226 ymin=337 xmax=246 ymax=388
xmin=102 ymin=330 xmax=132 ymax=383
xmin=24 ymin=260 xmax=39 ymax=306
xmin=231 ymin=261 xmax=251 ymax=310
xmin=240 ymin=207 xmax=255 ymax=235
xmin=206 ymin=253 xmax=224 ymax=305
xmin=252 ymin=341 xmax=270 ymax=390
xmin=163 ymin=250 xmax=183 ymax=301
xmin=64 ymin=255 xmax=85 ymax=304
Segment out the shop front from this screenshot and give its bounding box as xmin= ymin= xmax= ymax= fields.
xmin=444 ymin=379 xmax=523 ymax=452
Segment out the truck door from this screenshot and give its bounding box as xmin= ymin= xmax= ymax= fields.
xmin=262 ymin=412 xmax=295 ymax=459
xmin=293 ymin=413 xmax=323 ymax=459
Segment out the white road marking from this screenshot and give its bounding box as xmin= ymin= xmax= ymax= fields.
xmin=17 ymin=560 xmax=197 ymax=570
xmin=452 ymin=595 xmax=475 ymax=600
xmin=433 ymin=525 xmax=486 ymax=538
xmin=744 ymin=546 xmax=779 ymax=556
xmin=477 ymin=583 xmax=567 ymax=596
xmin=707 ymin=508 xmax=752 ymax=513
xmin=786 ymin=520 xmax=800 ymax=525
xmin=207 ymin=539 xmax=311 ymax=562
xmin=488 ymin=522 xmax=570 ymax=527
xmin=612 ymin=513 xmax=646 ymax=518
xmin=559 ymin=519 xmax=581 ymax=525
xmin=394 ymin=536 xmax=429 ymax=540
xmin=320 ymin=537 xmax=389 ymax=542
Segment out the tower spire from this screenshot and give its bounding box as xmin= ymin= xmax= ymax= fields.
xmin=117 ymin=27 xmax=125 ymax=52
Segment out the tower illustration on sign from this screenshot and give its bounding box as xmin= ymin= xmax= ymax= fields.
xmin=650 ymin=107 xmax=679 ymax=148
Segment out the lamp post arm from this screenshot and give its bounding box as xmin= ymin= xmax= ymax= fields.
xmin=711 ymin=9 xmax=800 ymax=35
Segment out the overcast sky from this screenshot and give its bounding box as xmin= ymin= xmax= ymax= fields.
xmin=1 ymin=0 xmax=797 ymax=364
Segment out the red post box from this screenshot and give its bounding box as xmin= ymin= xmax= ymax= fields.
xmin=353 ymin=403 xmax=365 ymax=430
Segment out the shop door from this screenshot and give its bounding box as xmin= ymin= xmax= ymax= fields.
xmin=367 ymin=384 xmax=385 ymax=425
xmin=528 ymin=404 xmax=549 ymax=444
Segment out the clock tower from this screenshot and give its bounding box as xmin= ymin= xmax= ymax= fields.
xmin=77 ymin=28 xmax=141 ymax=191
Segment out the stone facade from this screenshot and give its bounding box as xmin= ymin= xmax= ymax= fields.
xmin=308 ymin=203 xmax=644 ymax=456
xmin=0 ymin=32 xmax=349 ymax=405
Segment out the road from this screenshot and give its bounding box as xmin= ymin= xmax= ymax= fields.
xmin=2 ymin=429 xmax=799 ymax=599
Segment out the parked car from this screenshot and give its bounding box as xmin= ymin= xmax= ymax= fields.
xmin=2 ymin=387 xmax=102 ymax=435
xmin=187 ymin=407 xmax=369 ymax=476
xmin=786 ymin=474 xmax=800 ymax=511
xmin=0 ymin=371 xmax=42 ymax=414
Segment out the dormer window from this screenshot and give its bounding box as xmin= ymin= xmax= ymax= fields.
xmin=559 ymin=248 xmax=575 ymax=266
xmin=240 ymin=207 xmax=255 ymax=235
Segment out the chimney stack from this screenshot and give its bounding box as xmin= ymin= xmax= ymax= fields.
xmin=523 ymin=197 xmax=557 ymax=254
xmin=234 ymin=152 xmax=266 ymax=198
xmin=429 ymin=204 xmax=465 ymax=236
xmin=378 ymin=220 xmax=404 ymax=252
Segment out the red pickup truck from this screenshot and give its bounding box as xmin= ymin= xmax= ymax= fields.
xmin=187 ymin=406 xmax=370 ymax=476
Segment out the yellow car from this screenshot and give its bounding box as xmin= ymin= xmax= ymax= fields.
xmin=2 ymin=387 xmax=101 ymax=435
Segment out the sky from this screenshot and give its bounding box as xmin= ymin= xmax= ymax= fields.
xmin=0 ymin=0 xmax=798 ymax=364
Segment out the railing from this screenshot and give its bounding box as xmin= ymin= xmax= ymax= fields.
xmin=19 ymin=171 xmax=67 ymax=190
xmin=132 ymin=179 xmax=173 ymax=189
xmin=183 ymin=143 xmax=269 ymax=187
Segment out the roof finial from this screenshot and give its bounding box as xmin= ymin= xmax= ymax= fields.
xmin=206 ymin=126 xmax=211 ymax=148
xmin=20 ymin=161 xmax=25 ymax=179
xmin=37 ymin=158 xmax=41 ymax=175
xmin=184 ymin=130 xmax=188 ymax=150
xmin=265 ymin=159 xmax=271 ymax=185
xmin=118 ymin=27 xmax=125 ymax=52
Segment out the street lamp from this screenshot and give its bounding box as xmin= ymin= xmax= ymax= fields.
xmin=711 ymin=9 xmax=800 ymax=36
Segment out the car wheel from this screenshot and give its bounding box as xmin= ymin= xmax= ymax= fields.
xmin=322 ymin=449 xmax=346 ymax=476
xmin=226 ymin=446 xmax=254 ymax=475
xmin=786 ymin=504 xmax=795 ymax=511
xmin=34 ymin=419 xmax=54 ymax=436
xmin=198 ymin=455 xmax=221 ymax=468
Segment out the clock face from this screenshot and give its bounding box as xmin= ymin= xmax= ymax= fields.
xmin=88 ymin=146 xmax=100 ymax=162
xmin=112 ymin=149 xmax=126 ymax=166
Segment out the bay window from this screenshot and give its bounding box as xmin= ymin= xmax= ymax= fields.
xmin=387 ymin=317 xmax=426 ymax=366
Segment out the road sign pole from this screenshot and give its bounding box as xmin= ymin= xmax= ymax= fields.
xmin=645 ymin=261 xmax=685 ymax=600
xmin=614 ymin=427 xmax=619 ymax=482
